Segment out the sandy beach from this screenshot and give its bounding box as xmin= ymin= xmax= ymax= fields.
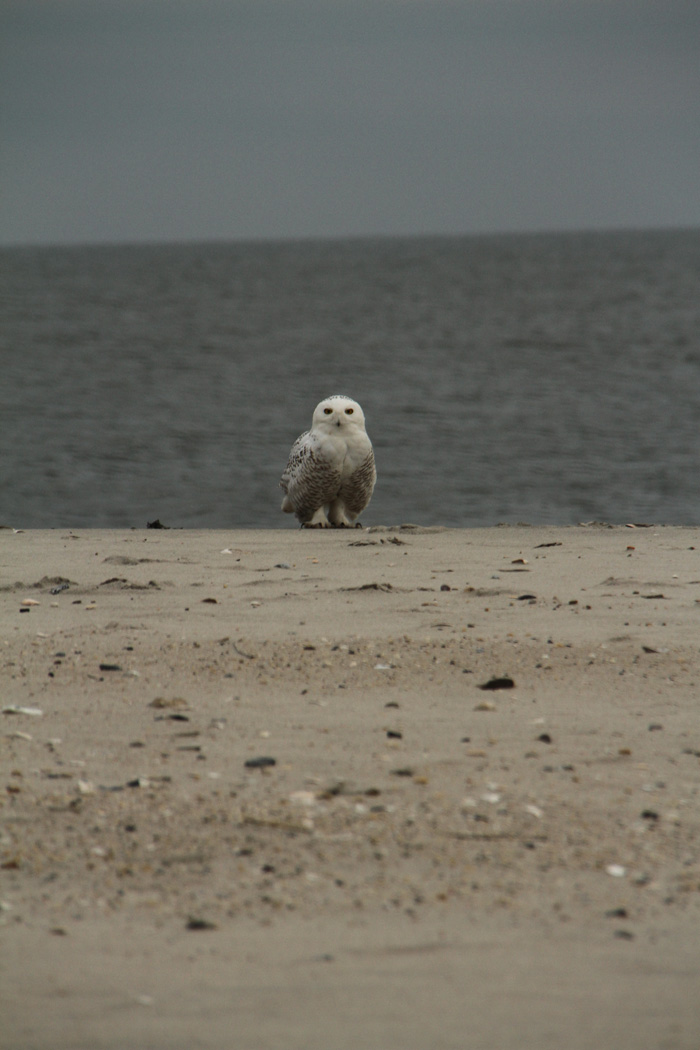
xmin=2 ymin=524 xmax=700 ymax=1049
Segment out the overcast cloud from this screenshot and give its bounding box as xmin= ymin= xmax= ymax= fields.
xmin=1 ymin=0 xmax=699 ymax=245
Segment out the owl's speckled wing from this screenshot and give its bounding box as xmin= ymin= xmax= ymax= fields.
xmin=280 ymin=431 xmax=342 ymax=523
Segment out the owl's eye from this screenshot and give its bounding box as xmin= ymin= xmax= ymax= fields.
xmin=323 ymin=407 xmax=333 ymax=415
xmin=345 ymin=407 xmax=354 ymax=414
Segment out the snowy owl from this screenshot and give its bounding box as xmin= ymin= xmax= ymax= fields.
xmin=280 ymin=395 xmax=376 ymax=527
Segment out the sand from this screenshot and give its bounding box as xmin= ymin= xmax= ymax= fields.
xmin=1 ymin=524 xmax=699 ymax=1049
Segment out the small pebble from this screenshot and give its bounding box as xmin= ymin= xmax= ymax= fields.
xmin=244 ymin=756 xmax=276 ymax=769
xmin=186 ymin=917 xmax=217 ymax=931
xmin=150 ymin=697 xmax=189 ymax=710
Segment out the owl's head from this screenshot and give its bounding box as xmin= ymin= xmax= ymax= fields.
xmin=312 ymin=395 xmax=367 ymax=432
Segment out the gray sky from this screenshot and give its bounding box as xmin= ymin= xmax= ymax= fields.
xmin=1 ymin=0 xmax=699 ymax=246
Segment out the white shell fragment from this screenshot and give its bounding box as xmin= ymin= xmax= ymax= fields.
xmin=606 ymin=864 xmax=627 ymax=878
xmin=525 ymin=804 xmax=544 ymax=818
xmin=2 ymin=705 xmax=43 ymax=717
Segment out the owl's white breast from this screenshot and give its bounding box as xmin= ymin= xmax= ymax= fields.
xmin=313 ymin=425 xmax=372 ymax=478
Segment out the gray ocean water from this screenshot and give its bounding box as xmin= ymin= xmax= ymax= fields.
xmin=1 ymin=229 xmax=699 ymax=529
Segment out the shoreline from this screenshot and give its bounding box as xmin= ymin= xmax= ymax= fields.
xmin=2 ymin=526 xmax=700 ymax=1049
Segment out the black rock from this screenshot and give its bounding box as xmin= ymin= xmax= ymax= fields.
xmin=186 ymin=917 xmax=217 ymax=931
xmin=479 ymin=676 xmax=515 ymax=691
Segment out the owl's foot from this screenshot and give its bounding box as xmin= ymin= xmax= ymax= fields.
xmin=299 ymin=507 xmax=332 ymax=528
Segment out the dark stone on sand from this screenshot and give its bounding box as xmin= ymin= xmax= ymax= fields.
xmin=245 ymin=756 xmax=277 ymax=769
xmin=186 ymin=917 xmax=217 ymax=931
xmin=479 ymin=676 xmax=515 ymax=691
